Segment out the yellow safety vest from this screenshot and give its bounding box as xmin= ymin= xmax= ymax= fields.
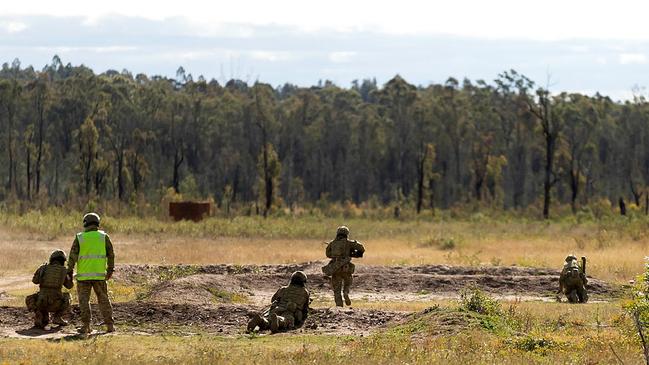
xmin=76 ymin=230 xmax=107 ymax=281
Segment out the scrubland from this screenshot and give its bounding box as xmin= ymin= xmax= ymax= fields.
xmin=0 ymin=209 xmax=647 ymax=364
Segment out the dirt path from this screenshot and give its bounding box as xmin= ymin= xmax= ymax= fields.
xmin=0 ymin=275 xmax=32 ymax=292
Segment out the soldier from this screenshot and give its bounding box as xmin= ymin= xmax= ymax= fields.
xmin=322 ymin=226 xmax=365 ymax=307
xmin=558 ymin=254 xmax=588 ymax=303
xmin=26 ymin=250 xmax=74 ymax=329
xmin=67 ymin=212 xmax=115 ymax=334
xmin=247 ymin=271 xmax=310 ymax=334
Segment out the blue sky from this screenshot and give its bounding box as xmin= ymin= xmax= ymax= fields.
xmin=2 ymin=1 xmax=649 ymax=100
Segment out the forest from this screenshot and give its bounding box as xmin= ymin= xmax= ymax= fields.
xmin=0 ymin=56 xmax=647 ymax=219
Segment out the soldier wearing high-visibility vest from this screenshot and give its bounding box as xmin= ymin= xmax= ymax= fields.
xmin=67 ymin=212 xmax=115 ymax=334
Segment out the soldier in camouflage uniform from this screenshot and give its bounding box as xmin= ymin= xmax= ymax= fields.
xmin=26 ymin=250 xmax=74 ymax=329
xmin=67 ymin=212 xmax=115 ymax=333
xmin=247 ymin=271 xmax=310 ymax=334
xmin=558 ymin=254 xmax=588 ymax=303
xmin=322 ymin=226 xmax=365 ymax=307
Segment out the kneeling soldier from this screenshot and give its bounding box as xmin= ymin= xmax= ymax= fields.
xmin=26 ymin=250 xmax=73 ymax=328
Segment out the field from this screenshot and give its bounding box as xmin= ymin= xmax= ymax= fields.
xmin=0 ymin=211 xmax=647 ymax=364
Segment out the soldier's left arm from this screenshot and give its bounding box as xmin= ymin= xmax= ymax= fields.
xmin=32 ymin=265 xmax=44 ymax=284
xmin=105 ymin=235 xmax=115 ymax=277
xmin=301 ymin=290 xmax=311 ymax=321
xmin=271 ymin=287 xmax=284 ymax=303
xmin=325 ymin=242 xmax=333 ymax=258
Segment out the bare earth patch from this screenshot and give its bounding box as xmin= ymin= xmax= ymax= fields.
xmin=0 ymin=263 xmax=619 ymax=339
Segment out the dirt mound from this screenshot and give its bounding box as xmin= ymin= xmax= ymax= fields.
xmin=0 ymin=303 xmax=408 ymax=337
xmin=146 ymin=274 xmax=251 ymax=305
xmin=116 ymin=263 xmax=617 ymax=298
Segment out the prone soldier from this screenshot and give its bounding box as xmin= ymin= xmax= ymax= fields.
xmin=247 ymin=271 xmax=310 ymax=334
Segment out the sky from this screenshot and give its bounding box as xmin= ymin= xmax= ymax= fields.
xmin=1 ymin=0 xmax=649 ymax=99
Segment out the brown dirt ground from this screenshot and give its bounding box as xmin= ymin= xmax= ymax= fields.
xmin=0 ymin=262 xmax=619 ymax=339
xmin=118 ymin=262 xmax=616 ymax=300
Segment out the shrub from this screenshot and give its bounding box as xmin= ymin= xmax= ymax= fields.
xmin=625 ymin=257 xmax=649 ymax=364
xmin=459 ymin=287 xmax=502 ymax=316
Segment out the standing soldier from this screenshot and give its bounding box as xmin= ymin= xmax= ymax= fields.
xmin=247 ymin=271 xmax=310 ymax=334
xmin=26 ymin=250 xmax=74 ymax=329
xmin=67 ymin=212 xmax=115 ymax=333
xmin=558 ymin=254 xmax=588 ymax=303
xmin=322 ymin=226 xmax=365 ymax=307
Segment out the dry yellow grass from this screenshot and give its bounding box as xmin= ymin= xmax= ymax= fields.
xmin=1 ymin=226 xmax=644 ymax=284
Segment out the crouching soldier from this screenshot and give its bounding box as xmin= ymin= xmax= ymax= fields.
xmin=558 ymin=254 xmax=588 ymax=303
xmin=26 ymin=250 xmax=74 ymax=328
xmin=247 ymin=271 xmax=310 ymax=334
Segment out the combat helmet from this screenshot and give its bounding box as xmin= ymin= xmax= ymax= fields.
xmin=83 ymin=212 xmax=101 ymax=227
xmin=565 ymin=254 xmax=577 ymax=262
xmin=336 ymin=225 xmax=350 ymax=237
xmin=49 ymin=249 xmax=67 ymax=263
xmin=290 ymin=271 xmax=308 ymax=286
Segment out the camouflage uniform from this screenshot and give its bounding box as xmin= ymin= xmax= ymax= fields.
xmin=26 ymin=250 xmax=74 ymax=328
xmin=322 ymin=226 xmax=365 ymax=307
xmin=247 ymin=271 xmax=310 ymax=334
xmin=68 ymin=213 xmax=116 ymax=333
xmin=559 ymin=255 xmax=588 ymax=303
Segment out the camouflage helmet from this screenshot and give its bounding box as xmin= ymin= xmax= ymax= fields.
xmin=336 ymin=226 xmax=350 ymax=237
xmin=565 ymin=254 xmax=577 ymax=262
xmin=83 ymin=212 xmax=101 ymax=227
xmin=49 ymin=249 xmax=67 ymax=263
xmin=290 ymin=271 xmax=308 ymax=285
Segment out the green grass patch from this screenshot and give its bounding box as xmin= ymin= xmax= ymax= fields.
xmin=207 ymin=288 xmax=248 ymax=304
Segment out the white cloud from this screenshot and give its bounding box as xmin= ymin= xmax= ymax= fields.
xmin=5 ymin=0 xmax=649 ymax=40
xmin=619 ymin=53 xmax=647 ymax=65
xmin=329 ymin=51 xmax=356 ymax=63
xmin=34 ymin=46 xmax=137 ymax=54
xmin=249 ymin=51 xmax=292 ymax=62
xmin=2 ymin=21 xmax=27 ymax=33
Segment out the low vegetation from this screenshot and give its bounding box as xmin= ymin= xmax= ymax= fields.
xmin=1 ymin=212 xmax=647 ymax=364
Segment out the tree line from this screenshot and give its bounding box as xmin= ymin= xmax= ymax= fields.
xmin=1 ymin=56 xmax=648 ymax=218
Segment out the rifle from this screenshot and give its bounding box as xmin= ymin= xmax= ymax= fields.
xmin=262 ymin=299 xmax=279 ymax=317
xmin=581 ymin=256 xmax=587 ymax=276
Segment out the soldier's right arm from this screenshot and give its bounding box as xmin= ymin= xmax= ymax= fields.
xmin=67 ymin=236 xmax=80 ymax=274
xmin=351 ymin=240 xmax=365 ymax=255
xmin=63 ymin=271 xmax=74 ymax=289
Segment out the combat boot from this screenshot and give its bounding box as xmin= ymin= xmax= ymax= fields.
xmin=269 ymin=313 xmax=280 ymax=334
xmin=247 ymin=313 xmax=264 ymax=333
xmin=33 ymin=312 xmax=47 ymax=329
xmin=334 ymin=293 xmax=344 ymax=307
xmin=343 ymin=293 xmax=352 ymax=306
xmin=106 ymin=323 xmax=115 ymax=333
xmin=78 ymin=323 xmax=91 ymax=334
xmin=52 ymin=316 xmax=68 ymax=326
